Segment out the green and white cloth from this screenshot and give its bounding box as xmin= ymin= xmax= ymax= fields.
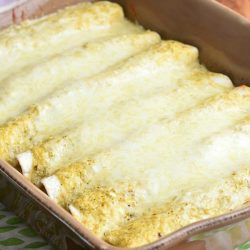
xmin=237 ymin=242 xmax=250 ymax=250
xmin=0 ymin=203 xmax=51 ymax=250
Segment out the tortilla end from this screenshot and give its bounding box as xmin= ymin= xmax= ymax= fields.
xmin=69 ymin=204 xmax=83 ymax=221
xmin=17 ymin=151 xmax=33 ymax=178
xmin=41 ymin=175 xmax=61 ymax=201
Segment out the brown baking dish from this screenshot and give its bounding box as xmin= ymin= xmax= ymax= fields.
xmin=0 ymin=0 xmax=250 ymax=249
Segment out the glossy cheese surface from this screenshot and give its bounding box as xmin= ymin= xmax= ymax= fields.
xmin=29 ymin=70 xmax=232 ymax=185
xmin=0 ymin=31 xmax=159 ymax=124
xmin=0 ymin=1 xmax=249 ymax=248
xmin=3 ymin=40 xmax=199 ymax=165
xmin=0 ymin=1 xmax=133 ymax=79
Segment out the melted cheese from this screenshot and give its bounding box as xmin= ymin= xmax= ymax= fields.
xmin=40 ymin=70 xmax=232 ymax=201
xmin=0 ymin=31 xmax=159 ymax=124
xmin=27 ymin=70 xmax=232 ymax=185
xmin=32 ymin=41 xmax=200 ymax=138
xmin=105 ymin=166 xmax=250 ymax=247
xmin=0 ymin=1 xmax=139 ymax=80
xmin=69 ymin=186 xmax=137 ymax=237
xmin=89 ymin=87 xmax=250 ymax=200
xmin=68 ymin=114 xmax=250 ymax=244
xmin=2 ymin=40 xmax=199 ymax=165
xmin=1 ymin=2 xmax=250 ymax=247
xmin=42 ymin=87 xmax=250 ymax=240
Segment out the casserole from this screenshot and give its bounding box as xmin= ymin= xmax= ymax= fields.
xmin=0 ymin=0 xmax=250 ymax=250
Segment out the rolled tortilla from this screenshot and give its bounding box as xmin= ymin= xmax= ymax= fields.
xmin=0 ymin=1 xmax=135 ymax=79
xmin=28 ymin=70 xmax=233 ymax=186
xmin=0 ymin=31 xmax=160 ymax=124
xmin=2 ymin=40 xmax=199 ymax=165
xmin=41 ymin=162 xmax=91 ymax=203
xmin=0 ymin=108 xmax=38 ymax=166
xmin=105 ymin=166 xmax=250 ymax=247
xmin=41 ymin=87 xmax=250 ymax=206
xmin=69 ymin=118 xmax=250 ymax=245
xmin=69 ymin=185 xmax=137 ymax=238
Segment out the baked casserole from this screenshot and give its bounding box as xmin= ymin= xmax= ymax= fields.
xmin=0 ymin=1 xmax=249 ymax=248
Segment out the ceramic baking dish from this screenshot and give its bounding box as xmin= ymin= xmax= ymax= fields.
xmin=0 ymin=0 xmax=250 ymax=249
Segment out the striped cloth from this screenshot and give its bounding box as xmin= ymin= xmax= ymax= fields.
xmin=0 ymin=203 xmax=51 ymax=250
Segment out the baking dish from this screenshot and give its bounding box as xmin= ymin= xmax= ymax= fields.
xmin=0 ymin=0 xmax=250 ymax=249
